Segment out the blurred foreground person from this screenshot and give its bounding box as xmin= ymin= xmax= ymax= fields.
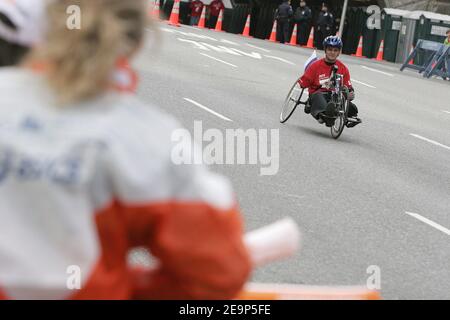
xmin=0 ymin=0 xmax=250 ymax=300
xmin=0 ymin=0 xmax=45 ymax=66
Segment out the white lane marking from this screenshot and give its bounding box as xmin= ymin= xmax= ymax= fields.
xmin=160 ymin=27 xmax=219 ymax=41
xmin=200 ymin=42 xmax=242 ymax=55
xmin=185 ymin=33 xmax=218 ymax=41
xmin=199 ymin=53 xmax=238 ymax=68
xmin=181 ymin=25 xmax=199 ymax=30
xmin=178 ymin=38 xmax=210 ymax=50
xmin=352 ymin=79 xmax=376 ymax=88
xmin=405 ymin=212 xmax=450 ymax=236
xmin=159 ymin=27 xmax=175 ymax=33
xmin=442 ymin=110 xmax=450 ymax=115
xmin=246 ymin=43 xmax=271 ymax=53
xmin=183 ymin=98 xmax=233 ymax=122
xmin=361 ymin=65 xmax=394 ymax=77
xmin=264 ymin=55 xmax=296 ymax=65
xmin=230 ymin=49 xmax=262 ymax=59
xmin=410 ymin=133 xmax=450 ymax=151
xmin=221 ymin=39 xmax=240 ymax=46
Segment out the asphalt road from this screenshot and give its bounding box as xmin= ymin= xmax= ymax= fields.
xmin=132 ymin=22 xmax=450 ymax=300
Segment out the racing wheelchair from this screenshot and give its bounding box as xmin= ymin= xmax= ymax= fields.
xmin=279 ymin=65 xmax=353 ymax=140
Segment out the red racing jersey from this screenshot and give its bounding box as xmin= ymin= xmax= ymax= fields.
xmin=299 ymin=58 xmax=353 ymax=95
xmin=189 ymin=0 xmax=204 ymax=17
xmin=209 ymin=0 xmax=224 ymax=17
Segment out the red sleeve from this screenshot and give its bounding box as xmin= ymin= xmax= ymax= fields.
xmin=343 ymin=65 xmax=353 ymax=90
xmin=299 ymin=64 xmax=315 ymax=89
xmin=125 ymin=202 xmax=251 ymax=300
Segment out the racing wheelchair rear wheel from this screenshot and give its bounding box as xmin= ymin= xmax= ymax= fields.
xmin=280 ymin=80 xmax=307 ymax=124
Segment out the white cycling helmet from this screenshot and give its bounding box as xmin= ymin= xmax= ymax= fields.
xmin=0 ymin=0 xmax=47 ymax=47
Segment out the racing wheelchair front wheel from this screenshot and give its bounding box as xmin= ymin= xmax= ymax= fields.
xmin=330 ymin=94 xmax=348 ymax=139
xmin=280 ymin=80 xmax=307 ymax=124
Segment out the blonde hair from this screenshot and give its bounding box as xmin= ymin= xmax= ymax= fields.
xmin=30 ymin=0 xmax=150 ymax=105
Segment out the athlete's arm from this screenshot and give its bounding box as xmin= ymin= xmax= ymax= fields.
xmin=342 ymin=65 xmax=355 ymax=100
xmin=342 ymin=65 xmax=353 ymax=91
xmin=299 ymin=66 xmax=315 ymax=89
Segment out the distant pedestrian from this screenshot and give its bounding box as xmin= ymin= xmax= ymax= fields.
xmin=188 ymin=0 xmax=204 ymax=26
xmin=294 ymin=0 xmax=312 ymax=46
xmin=315 ymin=3 xmax=334 ymax=50
xmin=443 ymin=30 xmax=450 ymax=80
xmin=208 ymin=0 xmax=224 ymax=29
xmin=275 ymin=0 xmax=293 ymax=44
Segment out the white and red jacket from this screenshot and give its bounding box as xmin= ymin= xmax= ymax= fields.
xmin=0 ymin=68 xmax=251 ymax=300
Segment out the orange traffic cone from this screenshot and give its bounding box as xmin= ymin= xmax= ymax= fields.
xmin=150 ymin=0 xmax=160 ymax=19
xmin=352 ymin=36 xmax=365 ymax=57
xmin=241 ymin=14 xmax=251 ymax=37
xmin=373 ymin=39 xmax=384 ymax=61
xmin=288 ymin=24 xmax=298 ymax=46
xmin=168 ymin=0 xmax=181 ymax=27
xmin=197 ymin=6 xmax=206 ymax=28
xmin=214 ymin=9 xmax=224 ymax=32
xmin=268 ymin=20 xmax=277 ymax=42
xmin=304 ymin=28 xmax=314 ymax=48
xmin=408 ymin=46 xmax=415 ymax=65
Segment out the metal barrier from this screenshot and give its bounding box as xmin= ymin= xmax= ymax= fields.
xmin=400 ymin=39 xmax=444 ymax=74
xmin=423 ymin=45 xmax=450 ymax=79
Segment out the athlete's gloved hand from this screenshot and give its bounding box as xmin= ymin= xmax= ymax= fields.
xmin=348 ymin=90 xmax=355 ymax=101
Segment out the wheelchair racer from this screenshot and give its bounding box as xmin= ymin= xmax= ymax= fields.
xmin=299 ymin=36 xmax=361 ymax=128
